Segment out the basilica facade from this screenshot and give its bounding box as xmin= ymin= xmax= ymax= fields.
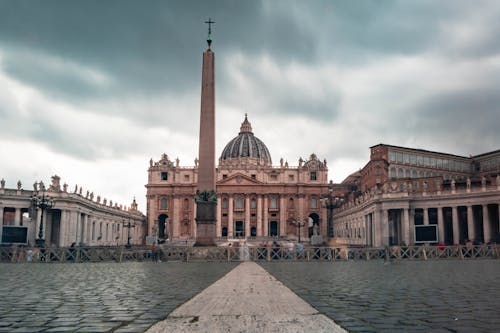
xmin=146 ymin=115 xmax=337 ymax=244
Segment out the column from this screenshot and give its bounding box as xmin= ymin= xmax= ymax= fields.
xmin=403 ymin=208 xmax=410 ymax=245
xmin=216 ymin=195 xmax=222 ymax=237
xmin=483 ymin=204 xmax=491 ymax=243
xmin=0 ymin=207 xmax=3 ymax=227
xmin=373 ymin=207 xmax=381 ymax=246
xmin=173 ymin=196 xmax=180 ymax=238
xmin=245 ymin=195 xmax=251 ymax=238
xmin=228 ymin=196 xmax=233 ymax=237
xmin=423 ymin=208 xmax=429 ymax=225
xmin=256 ymin=196 xmax=262 ymax=237
xmin=279 ymin=195 xmax=286 ymax=237
xmin=298 ymin=195 xmax=304 ymax=240
xmin=192 ymin=202 xmax=197 ymax=239
xmin=452 ymin=206 xmax=459 ymax=245
xmin=14 ymin=208 xmax=21 ymax=226
xmin=59 ymin=210 xmax=67 ymax=247
xmin=437 ymin=208 xmax=445 ymax=243
xmin=381 ymin=209 xmax=389 ymax=246
xmin=75 ymin=212 xmax=81 ymax=244
xmin=263 ymin=195 xmax=268 ymax=237
xmin=467 ymin=205 xmax=475 ymax=241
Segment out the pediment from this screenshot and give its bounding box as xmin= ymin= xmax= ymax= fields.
xmin=217 ymin=173 xmax=263 ymax=185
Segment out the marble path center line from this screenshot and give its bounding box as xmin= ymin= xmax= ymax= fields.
xmin=146 ymin=262 xmax=347 ymax=333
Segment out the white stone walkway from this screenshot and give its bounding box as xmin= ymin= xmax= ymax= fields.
xmin=146 ymin=262 xmax=347 ymax=333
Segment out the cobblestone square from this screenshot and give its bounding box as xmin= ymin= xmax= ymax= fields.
xmin=261 ymin=260 xmax=500 ymax=333
xmin=0 ymin=262 xmax=237 ymax=332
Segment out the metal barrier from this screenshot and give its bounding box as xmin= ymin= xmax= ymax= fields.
xmin=1 ymin=244 xmax=499 ymax=263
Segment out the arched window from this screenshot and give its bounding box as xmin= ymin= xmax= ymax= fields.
xmin=398 ymin=168 xmax=404 ymax=178
xmin=288 ymin=198 xmax=294 ymax=209
xmin=160 ymin=197 xmax=167 ymax=210
xmin=222 ymin=198 xmax=228 ymax=209
xmin=390 ymin=167 xmax=396 ymax=178
xmin=310 ymin=196 xmax=318 ymax=209
xmin=183 ymin=198 xmax=189 ymax=210
xmin=405 ymin=169 xmax=411 ymax=178
xmin=412 ymin=170 xmax=418 ymax=178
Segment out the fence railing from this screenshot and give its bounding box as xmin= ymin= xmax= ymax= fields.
xmin=1 ymin=244 xmax=499 ymax=263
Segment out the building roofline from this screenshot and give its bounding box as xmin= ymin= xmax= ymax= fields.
xmin=369 ymin=143 xmax=470 ymax=160
xmin=471 ymin=149 xmax=500 ymax=159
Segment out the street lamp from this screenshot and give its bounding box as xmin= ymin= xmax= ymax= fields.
xmin=124 ymin=219 xmax=135 ymax=248
xmin=322 ymin=184 xmax=343 ymax=238
xmin=31 ymin=188 xmax=54 ymax=247
xmin=295 ymin=219 xmax=307 ymax=243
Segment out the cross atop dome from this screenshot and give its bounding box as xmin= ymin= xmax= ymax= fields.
xmin=239 ymin=113 xmax=253 ymax=133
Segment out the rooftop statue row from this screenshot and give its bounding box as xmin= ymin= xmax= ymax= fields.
xmin=148 ymin=153 xmax=328 ymax=170
xmin=1 ymin=175 xmax=140 ymax=213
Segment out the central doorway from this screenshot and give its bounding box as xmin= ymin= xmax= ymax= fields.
xmin=158 ymin=214 xmax=168 ymax=239
xmin=235 ymin=221 xmax=245 ymax=238
xmin=269 ymin=221 xmax=279 ymax=237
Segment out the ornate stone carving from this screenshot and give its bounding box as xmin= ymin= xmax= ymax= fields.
xmin=194 ymin=190 xmax=218 ymax=203
xmin=17 ymin=180 xmax=22 ymax=190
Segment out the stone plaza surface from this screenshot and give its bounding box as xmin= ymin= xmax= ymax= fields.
xmin=0 ymin=262 xmax=237 ymax=333
xmin=0 ymin=260 xmax=499 ymax=332
xmin=261 ymin=260 xmax=500 ymax=333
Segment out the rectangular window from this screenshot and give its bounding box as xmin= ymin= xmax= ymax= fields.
xmin=222 ymin=174 xmax=228 ymax=179
xmin=250 ymin=199 xmax=257 ymax=209
xmin=389 ymin=151 xmax=396 ymax=162
xmin=410 ymin=154 xmax=417 ymax=164
xmin=423 ymin=156 xmax=430 ymax=167
xmin=417 ymin=155 xmax=423 ymax=166
xmin=184 ymin=175 xmax=190 ymax=182
xmin=270 ymin=174 xmax=278 ymax=181
xmin=251 ymin=174 xmax=256 ymax=180
xmin=161 ymin=172 xmax=168 ymax=181
xmin=397 ymin=152 xmax=403 ymax=163
xmin=270 ymin=196 xmax=278 ymax=209
xmin=437 ymin=159 xmax=443 ymax=168
xmin=235 ymin=197 xmax=244 ymax=210
xmin=404 ymin=154 xmax=410 ymax=164
xmin=310 ymin=172 xmax=317 ymax=181
xmin=310 ymin=197 xmax=317 ymax=209
xmin=430 ymin=158 xmax=436 ymax=168
xmin=289 ymin=174 xmax=294 ymax=181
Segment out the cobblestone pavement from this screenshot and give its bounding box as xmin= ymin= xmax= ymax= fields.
xmin=0 ymin=262 xmax=237 ymax=333
xmin=261 ymin=260 xmax=500 ymax=333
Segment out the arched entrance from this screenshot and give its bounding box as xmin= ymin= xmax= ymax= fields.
xmin=308 ymin=213 xmax=320 ymax=237
xmin=158 ymin=214 xmax=168 ymax=239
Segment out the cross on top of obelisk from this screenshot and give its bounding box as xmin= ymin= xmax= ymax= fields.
xmin=205 ymin=17 xmax=215 ymax=49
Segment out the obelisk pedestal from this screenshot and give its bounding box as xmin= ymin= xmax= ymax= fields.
xmin=194 ymin=37 xmax=217 ymax=246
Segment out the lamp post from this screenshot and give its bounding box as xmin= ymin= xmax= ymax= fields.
xmin=31 ymin=188 xmax=54 ymax=247
xmin=124 ymin=219 xmax=135 ymax=248
xmin=295 ymin=219 xmax=307 ymax=243
xmin=322 ymin=183 xmax=343 ymax=239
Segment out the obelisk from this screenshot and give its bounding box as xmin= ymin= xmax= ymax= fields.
xmin=194 ymin=18 xmax=217 ymax=246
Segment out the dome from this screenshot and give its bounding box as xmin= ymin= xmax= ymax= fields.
xmin=220 ymin=115 xmax=272 ymax=165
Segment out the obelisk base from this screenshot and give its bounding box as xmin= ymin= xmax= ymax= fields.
xmin=194 ymin=201 xmax=217 ymax=246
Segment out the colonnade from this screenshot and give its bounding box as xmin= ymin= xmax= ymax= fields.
xmin=334 ymin=201 xmax=500 ymax=247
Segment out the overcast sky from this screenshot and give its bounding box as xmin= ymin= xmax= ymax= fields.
xmin=1 ymin=0 xmax=499 ymax=211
